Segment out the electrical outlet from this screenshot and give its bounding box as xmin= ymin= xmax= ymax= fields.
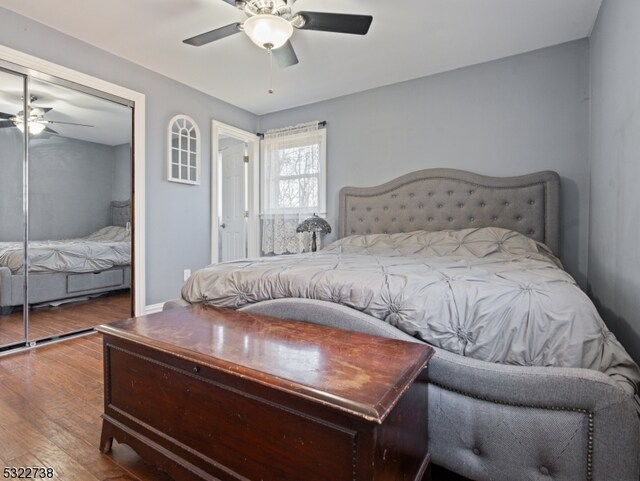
xmin=183 ymin=269 xmax=191 ymax=282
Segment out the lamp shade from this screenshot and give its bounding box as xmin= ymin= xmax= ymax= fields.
xmin=244 ymin=14 xmax=293 ymax=50
xmin=297 ymin=214 xmax=331 ymax=253
xmin=296 ymin=214 xmax=332 ymax=234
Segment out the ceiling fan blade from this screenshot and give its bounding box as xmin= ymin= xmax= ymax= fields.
xmin=296 ymin=12 xmax=372 ymax=35
xmin=0 ymin=120 xmax=15 ymax=128
xmin=43 ymin=126 xmax=58 ymax=135
xmin=40 ymin=107 xmax=53 ymax=113
xmin=0 ymin=112 xmax=14 ymax=120
xmin=46 ymin=120 xmax=94 ymax=128
xmin=183 ymin=23 xmax=242 ymax=46
xmin=273 ymin=40 xmax=299 ymax=68
xmin=221 ymin=0 xmax=236 ymax=5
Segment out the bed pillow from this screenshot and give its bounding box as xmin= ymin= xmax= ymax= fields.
xmin=323 ymin=227 xmax=560 ymax=264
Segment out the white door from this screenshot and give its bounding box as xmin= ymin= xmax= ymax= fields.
xmin=220 ymin=142 xmax=247 ymax=262
xmin=211 ymin=120 xmax=259 ymax=264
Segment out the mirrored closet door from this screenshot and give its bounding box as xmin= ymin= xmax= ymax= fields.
xmin=0 ymin=68 xmax=27 ymax=349
xmin=0 ymin=64 xmax=134 ymax=352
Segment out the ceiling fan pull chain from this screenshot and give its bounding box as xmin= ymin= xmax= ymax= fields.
xmin=267 ymin=44 xmax=274 ymax=94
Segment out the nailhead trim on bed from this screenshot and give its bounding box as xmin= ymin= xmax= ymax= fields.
xmin=430 ymin=380 xmax=594 ymax=481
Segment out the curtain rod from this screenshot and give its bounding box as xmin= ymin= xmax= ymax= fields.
xmin=257 ymin=120 xmax=326 ymax=138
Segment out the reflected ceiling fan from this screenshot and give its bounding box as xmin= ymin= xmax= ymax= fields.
xmin=183 ymin=0 xmax=373 ymax=68
xmin=0 ymin=96 xmax=93 ymax=135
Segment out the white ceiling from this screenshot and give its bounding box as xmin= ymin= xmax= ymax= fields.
xmin=0 ymin=0 xmax=602 ymax=116
xmin=0 ymin=69 xmax=131 ymax=146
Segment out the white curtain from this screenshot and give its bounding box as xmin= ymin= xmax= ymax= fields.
xmin=260 ymin=121 xmax=324 ymax=255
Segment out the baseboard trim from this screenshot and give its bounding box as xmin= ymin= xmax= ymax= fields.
xmin=145 ymin=303 xmax=165 ymax=315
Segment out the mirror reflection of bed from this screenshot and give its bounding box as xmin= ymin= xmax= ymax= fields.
xmin=0 ymin=72 xmax=134 ymax=349
xmin=0 ymin=202 xmax=132 ymax=346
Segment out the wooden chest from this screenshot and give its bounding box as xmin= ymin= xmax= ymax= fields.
xmin=98 ymin=305 xmax=434 ymax=481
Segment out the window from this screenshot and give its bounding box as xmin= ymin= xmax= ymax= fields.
xmin=168 ymin=114 xmax=200 ymax=184
xmin=260 ymin=123 xmax=327 ymax=255
xmin=261 ymin=128 xmax=326 ymax=215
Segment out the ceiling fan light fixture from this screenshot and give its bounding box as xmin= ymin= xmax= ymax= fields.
xmin=13 ymin=108 xmax=46 ymax=135
xmin=244 ymin=14 xmax=293 ymax=50
xmin=15 ymin=121 xmax=45 ymax=135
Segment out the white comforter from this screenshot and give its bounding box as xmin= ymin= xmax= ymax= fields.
xmin=0 ymin=226 xmax=130 ymax=274
xmin=182 ymin=227 xmax=640 ymax=393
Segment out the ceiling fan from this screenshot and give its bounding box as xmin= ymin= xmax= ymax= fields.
xmin=183 ymin=0 xmax=373 ymax=68
xmin=0 ymin=96 xmax=93 ymax=135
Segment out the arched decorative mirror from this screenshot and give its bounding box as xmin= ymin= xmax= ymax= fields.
xmin=168 ymin=114 xmax=200 ymax=185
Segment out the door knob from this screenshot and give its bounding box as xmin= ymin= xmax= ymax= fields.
xmin=220 ymin=223 xmax=226 ymax=228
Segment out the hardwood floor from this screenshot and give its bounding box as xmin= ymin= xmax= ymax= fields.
xmin=0 ymin=333 xmax=171 ymax=481
xmin=0 ymin=291 xmax=131 ymax=347
xmin=0 ymin=332 xmax=471 ymax=481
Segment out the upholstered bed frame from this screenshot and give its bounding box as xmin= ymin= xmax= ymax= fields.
xmin=168 ymin=169 xmax=639 ymax=481
xmin=338 ymin=167 xmax=560 ymax=255
xmin=0 ymin=200 xmax=131 ymax=315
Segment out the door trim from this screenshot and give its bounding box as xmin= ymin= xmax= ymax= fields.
xmin=0 ymin=44 xmax=147 ymax=316
xmin=211 ymin=120 xmax=259 ymax=264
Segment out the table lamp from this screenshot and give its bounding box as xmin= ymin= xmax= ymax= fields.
xmin=296 ymin=214 xmax=331 ymax=252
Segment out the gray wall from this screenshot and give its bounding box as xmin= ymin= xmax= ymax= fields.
xmin=588 ymin=0 xmax=640 ymax=361
xmin=0 ymin=133 xmax=126 ymax=241
xmin=258 ymin=40 xmax=591 ymax=285
xmin=0 ymin=7 xmax=258 ymax=305
xmin=0 ymin=127 xmax=24 ymax=242
xmin=112 ymin=143 xmax=131 ymax=202
xmin=29 ymin=136 xmax=116 ymax=240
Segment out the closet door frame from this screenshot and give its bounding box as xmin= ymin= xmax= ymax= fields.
xmin=0 ymin=45 xmax=146 ymax=317
xmin=0 ymin=67 xmax=29 ymax=347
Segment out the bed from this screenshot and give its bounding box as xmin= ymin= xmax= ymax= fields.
xmin=173 ymin=169 xmax=640 ymax=481
xmin=0 ymin=200 xmax=131 ymax=315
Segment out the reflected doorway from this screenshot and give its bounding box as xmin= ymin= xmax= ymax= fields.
xmin=212 ymin=121 xmax=259 ymax=264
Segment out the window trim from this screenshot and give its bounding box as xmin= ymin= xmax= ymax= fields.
xmin=260 ymin=128 xmax=326 ymax=216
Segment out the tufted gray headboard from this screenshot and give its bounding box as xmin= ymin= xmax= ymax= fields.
xmin=110 ymin=200 xmax=131 ymax=227
xmin=339 ymin=168 xmax=560 ymax=255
